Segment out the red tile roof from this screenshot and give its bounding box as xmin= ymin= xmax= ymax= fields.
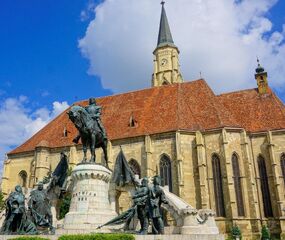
xmin=218 ymin=88 xmax=285 ymax=132
xmin=9 ymin=80 xmax=285 ymax=155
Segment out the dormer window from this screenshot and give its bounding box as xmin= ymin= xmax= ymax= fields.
xmin=129 ymin=114 xmax=138 ymax=128
xmin=63 ymin=127 xmax=68 ymax=137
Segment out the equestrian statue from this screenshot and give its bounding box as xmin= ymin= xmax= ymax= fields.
xmin=68 ymin=97 xmax=109 ymax=167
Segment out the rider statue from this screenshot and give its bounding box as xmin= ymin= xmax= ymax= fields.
xmin=69 ymin=97 xmax=109 ymax=165
xmin=28 ymin=182 xmax=55 ymax=234
xmin=73 ymin=97 xmax=107 ymax=144
xmin=85 ymin=98 xmax=107 ymax=140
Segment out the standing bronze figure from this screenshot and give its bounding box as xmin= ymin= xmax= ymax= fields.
xmin=149 ymin=176 xmax=168 ymax=234
xmin=132 ymin=178 xmax=150 ymax=235
xmin=1 ymin=186 xmax=37 ymax=235
xmin=68 ymin=98 xmax=108 ymax=167
xmin=28 ymin=182 xmax=55 ymax=234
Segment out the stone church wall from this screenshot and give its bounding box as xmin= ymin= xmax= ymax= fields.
xmin=2 ymin=129 xmax=285 ymax=238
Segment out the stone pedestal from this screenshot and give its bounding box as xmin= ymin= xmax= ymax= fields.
xmin=63 ymin=163 xmax=117 ymax=230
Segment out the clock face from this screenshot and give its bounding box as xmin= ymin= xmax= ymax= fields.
xmin=161 ymin=58 xmax=168 ymax=66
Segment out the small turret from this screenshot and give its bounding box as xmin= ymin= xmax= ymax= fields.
xmin=255 ymin=58 xmax=269 ymax=95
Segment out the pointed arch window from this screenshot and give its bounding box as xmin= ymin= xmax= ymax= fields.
xmin=232 ymin=153 xmax=245 ymax=216
xmin=258 ymin=155 xmax=273 ymax=217
xmin=18 ymin=170 xmax=27 ymax=188
xmin=212 ymin=154 xmax=226 ymax=217
xmin=129 ymin=159 xmax=141 ymax=178
xmin=160 ymin=154 xmax=172 ymax=192
xmin=281 ymin=153 xmax=285 ymax=187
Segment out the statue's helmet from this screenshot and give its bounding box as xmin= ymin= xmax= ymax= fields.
xmin=89 ymin=98 xmax=97 ymax=105
xmin=15 ymin=185 xmax=22 ymax=193
xmin=153 ymin=175 xmax=161 ymax=185
xmin=37 ymin=181 xmax=44 ymax=190
xmin=141 ymin=177 xmax=148 ymax=187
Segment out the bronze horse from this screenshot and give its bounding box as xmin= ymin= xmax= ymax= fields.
xmin=68 ymin=105 xmax=108 ymax=168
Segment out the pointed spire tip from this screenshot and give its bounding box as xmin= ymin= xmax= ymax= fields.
xmin=157 ymin=0 xmax=175 ymax=48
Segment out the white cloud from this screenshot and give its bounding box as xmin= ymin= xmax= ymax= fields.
xmin=51 ymin=101 xmax=69 ymax=117
xmin=0 ymin=97 xmax=69 ymax=174
xmin=79 ymin=0 xmax=285 ymax=94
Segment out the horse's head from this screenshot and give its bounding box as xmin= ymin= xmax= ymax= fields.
xmin=67 ymin=105 xmax=85 ymax=130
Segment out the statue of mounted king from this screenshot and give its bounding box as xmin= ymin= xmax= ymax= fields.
xmin=68 ymin=97 xmax=109 ymax=168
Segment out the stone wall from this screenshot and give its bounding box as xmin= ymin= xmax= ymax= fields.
xmin=2 ymin=128 xmax=285 ymax=238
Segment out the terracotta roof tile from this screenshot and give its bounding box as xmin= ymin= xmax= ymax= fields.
xmin=218 ymin=88 xmax=285 ymax=132
xmin=9 ymin=80 xmax=285 ymax=155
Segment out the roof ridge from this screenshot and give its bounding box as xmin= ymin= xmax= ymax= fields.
xmin=93 ymin=80 xmax=205 ymax=102
xmin=217 ymin=88 xmax=258 ymax=97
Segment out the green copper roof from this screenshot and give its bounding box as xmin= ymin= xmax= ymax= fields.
xmin=157 ymin=2 xmax=176 ymax=48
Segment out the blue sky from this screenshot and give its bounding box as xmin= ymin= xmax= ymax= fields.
xmin=0 ymin=0 xmax=111 ymax=109
xmin=0 ymin=0 xmax=285 ymax=168
xmin=0 ymin=0 xmax=284 ymax=108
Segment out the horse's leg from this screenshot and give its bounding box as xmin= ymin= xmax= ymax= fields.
xmin=90 ymin=134 xmax=96 ymax=163
xmin=103 ymin=140 xmax=109 ymax=169
xmin=82 ymin=139 xmax=87 ymax=163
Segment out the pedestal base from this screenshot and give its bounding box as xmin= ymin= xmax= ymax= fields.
xmin=63 ymin=163 xmax=117 ymax=230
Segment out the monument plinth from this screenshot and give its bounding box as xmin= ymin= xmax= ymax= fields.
xmin=63 ymin=163 xmax=117 ymax=230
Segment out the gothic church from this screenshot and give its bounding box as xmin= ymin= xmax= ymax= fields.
xmin=2 ymin=2 xmax=285 ymax=238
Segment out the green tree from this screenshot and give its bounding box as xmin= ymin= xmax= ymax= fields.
xmin=0 ymin=191 xmax=5 ymax=211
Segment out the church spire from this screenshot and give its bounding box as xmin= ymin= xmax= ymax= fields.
xmin=152 ymin=1 xmax=183 ymax=87
xmin=157 ymin=1 xmax=175 ymax=49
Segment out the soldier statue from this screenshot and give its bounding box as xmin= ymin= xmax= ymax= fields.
xmin=149 ymin=176 xmax=168 ymax=234
xmin=1 ymin=185 xmax=37 ymax=235
xmin=28 ymin=182 xmax=55 ymax=234
xmin=132 ymin=178 xmax=150 ymax=235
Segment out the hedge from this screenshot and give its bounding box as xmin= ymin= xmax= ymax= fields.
xmin=8 ymin=237 xmax=50 ymax=240
xmin=58 ymin=233 xmax=135 ymax=240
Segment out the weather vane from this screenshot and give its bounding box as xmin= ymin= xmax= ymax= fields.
xmin=257 ymin=56 xmax=261 ymax=66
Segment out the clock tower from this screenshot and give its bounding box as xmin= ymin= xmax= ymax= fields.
xmin=152 ymin=1 xmax=183 ymax=87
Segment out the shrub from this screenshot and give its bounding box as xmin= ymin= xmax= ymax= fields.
xmin=58 ymin=233 xmax=135 ymax=240
xmin=261 ymin=225 xmax=271 ymax=240
xmin=59 ymin=193 xmax=72 ymax=219
xmin=8 ymin=237 xmax=49 ymax=240
xmin=231 ymin=224 xmax=242 ymax=240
